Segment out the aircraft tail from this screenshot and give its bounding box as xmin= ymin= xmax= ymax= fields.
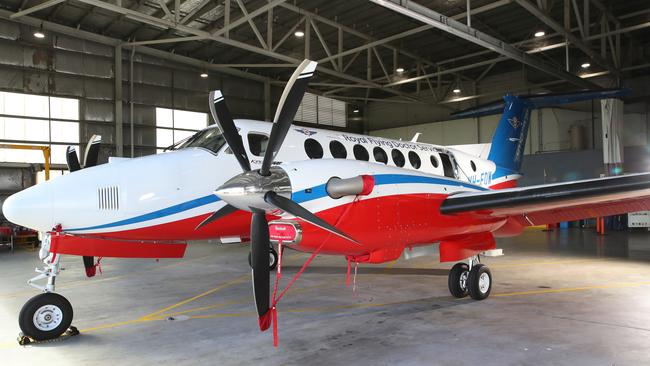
xmin=451 ymin=89 xmax=629 ymax=189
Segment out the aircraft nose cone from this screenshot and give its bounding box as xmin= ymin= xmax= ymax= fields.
xmin=2 ymin=186 xmax=53 ymax=231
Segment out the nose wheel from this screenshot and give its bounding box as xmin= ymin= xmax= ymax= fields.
xmin=248 ymin=246 xmax=278 ymax=271
xmin=18 ymin=292 xmax=73 ymax=341
xmin=448 ymin=257 xmax=492 ymax=300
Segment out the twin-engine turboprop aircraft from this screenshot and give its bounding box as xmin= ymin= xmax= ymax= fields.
xmin=4 ymin=59 xmax=647 ymax=343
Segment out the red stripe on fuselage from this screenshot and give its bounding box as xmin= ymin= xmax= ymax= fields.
xmin=489 ymin=180 xmax=518 ymax=189
xmin=76 ymin=193 xmax=507 ymax=258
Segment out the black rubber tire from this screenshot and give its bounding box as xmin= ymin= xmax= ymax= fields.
xmin=268 ymin=246 xmax=278 ymax=271
xmin=248 ymin=246 xmax=278 ymax=271
xmin=19 ymin=292 xmax=73 ymax=341
xmin=448 ymin=263 xmax=469 ymax=298
xmin=467 ymin=264 xmax=492 ymax=300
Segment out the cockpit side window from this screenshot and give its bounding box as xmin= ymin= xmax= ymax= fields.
xmin=176 ymin=127 xmax=227 ymax=154
xmin=247 ymin=133 xmax=269 ymax=157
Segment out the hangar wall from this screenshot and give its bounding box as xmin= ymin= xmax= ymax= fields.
xmin=0 ymin=19 xmax=267 ymax=161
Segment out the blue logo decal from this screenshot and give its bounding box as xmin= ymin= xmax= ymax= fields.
xmin=294 ymin=128 xmax=317 ymax=136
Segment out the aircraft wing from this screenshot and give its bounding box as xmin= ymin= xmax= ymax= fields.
xmin=440 ymin=173 xmax=650 ymax=226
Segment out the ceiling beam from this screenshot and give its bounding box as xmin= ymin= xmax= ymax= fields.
xmin=10 ymin=0 xmax=65 ymax=18
xmin=0 ymin=8 xmax=271 ymax=86
xmin=369 ymin=0 xmax=599 ymax=89
xmin=72 ymin=0 xmax=422 ymax=102
xmin=513 ymin=0 xmax=618 ymax=76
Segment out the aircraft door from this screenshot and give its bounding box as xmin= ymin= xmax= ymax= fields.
xmin=439 ymin=153 xmax=457 ymax=179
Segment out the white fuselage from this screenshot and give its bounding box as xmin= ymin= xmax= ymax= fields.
xmin=2 ymin=119 xmax=500 ymax=238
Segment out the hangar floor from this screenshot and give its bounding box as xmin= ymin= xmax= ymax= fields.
xmin=1 ymin=228 xmax=649 ymax=365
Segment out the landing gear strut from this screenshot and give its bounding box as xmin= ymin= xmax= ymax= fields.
xmin=18 ymin=233 xmax=75 ymax=342
xmin=448 ymin=255 xmax=492 ymax=300
xmin=248 ymin=245 xmax=278 ymax=271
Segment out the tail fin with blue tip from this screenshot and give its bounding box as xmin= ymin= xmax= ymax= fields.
xmin=451 ymin=88 xmax=629 ymax=189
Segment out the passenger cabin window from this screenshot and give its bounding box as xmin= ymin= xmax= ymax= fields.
xmin=430 ymin=155 xmax=439 ymax=168
xmin=470 ymin=160 xmax=477 ymax=172
xmin=353 ymin=144 xmax=369 ymax=161
xmin=248 ymin=133 xmax=268 ymax=157
xmin=391 ymin=149 xmax=405 ymax=167
xmin=304 ymin=138 xmax=324 ymax=159
xmin=373 ymin=147 xmax=388 ymax=164
xmin=177 ymin=128 xmax=226 ymax=154
xmin=408 ymin=151 xmax=421 ymax=169
xmin=439 ymin=153 xmax=456 ymax=178
xmin=329 ymin=140 xmax=347 ymax=158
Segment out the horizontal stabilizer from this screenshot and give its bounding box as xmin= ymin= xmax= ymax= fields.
xmin=451 ymin=88 xmax=630 ymax=119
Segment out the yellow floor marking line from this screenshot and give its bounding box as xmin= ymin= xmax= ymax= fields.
xmin=140 ymin=274 xmax=249 ymax=320
xmin=79 ymin=318 xmax=155 ymax=333
xmin=493 ymin=281 xmax=650 ymax=297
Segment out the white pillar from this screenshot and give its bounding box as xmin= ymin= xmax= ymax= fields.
xmin=601 ymin=98 xmax=624 ymax=175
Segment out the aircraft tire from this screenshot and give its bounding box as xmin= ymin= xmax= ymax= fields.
xmin=468 ymin=264 xmax=492 ymax=300
xmin=19 ymin=292 xmax=73 ymax=341
xmin=448 ymin=263 xmax=469 ymax=298
xmin=248 ymin=246 xmax=278 ymax=271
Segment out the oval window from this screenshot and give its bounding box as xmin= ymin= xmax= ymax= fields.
xmin=470 ymin=160 xmax=477 ymax=172
xmin=408 ymin=151 xmax=421 ymax=169
xmin=373 ymin=147 xmax=388 ymax=164
xmin=430 ymin=155 xmax=439 ymax=168
xmin=329 ymin=140 xmax=347 ymax=159
xmin=391 ymin=149 xmax=405 ymax=167
xmin=353 ymin=144 xmax=369 ymax=161
xmin=304 ymin=138 xmax=323 ymax=159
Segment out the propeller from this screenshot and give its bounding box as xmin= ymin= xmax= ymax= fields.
xmin=199 ymin=59 xmax=359 ymax=331
xmin=65 ymin=135 xmax=102 ymax=277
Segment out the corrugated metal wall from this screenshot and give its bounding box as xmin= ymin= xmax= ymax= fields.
xmin=0 ymin=19 xmax=266 ymax=160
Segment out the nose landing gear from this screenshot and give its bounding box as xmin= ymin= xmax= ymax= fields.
xmin=448 ymin=255 xmax=493 ymax=300
xmin=17 ymin=232 xmax=76 ymax=343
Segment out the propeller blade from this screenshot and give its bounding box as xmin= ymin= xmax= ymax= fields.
xmin=83 ymin=255 xmax=96 ymax=277
xmin=250 ymin=209 xmax=271 ymax=328
xmin=83 ymin=135 xmax=102 ymax=168
xmin=264 ymin=191 xmax=360 ymax=245
xmin=65 ymin=146 xmax=81 ymax=172
xmin=209 ymin=90 xmax=251 ymax=172
xmin=260 ymin=60 xmax=317 ymax=176
xmin=195 ymin=203 xmax=239 ymax=230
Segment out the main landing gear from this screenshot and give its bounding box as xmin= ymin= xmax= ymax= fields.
xmin=248 ymin=245 xmax=278 ymax=271
xmin=18 ymin=233 xmax=76 ymax=343
xmin=448 ymin=255 xmax=492 ymax=300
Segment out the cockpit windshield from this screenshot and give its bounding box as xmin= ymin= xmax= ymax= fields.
xmin=174 ymin=127 xmax=226 ymax=154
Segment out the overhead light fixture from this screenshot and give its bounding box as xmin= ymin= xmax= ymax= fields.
xmin=395 ymin=67 xmax=405 ymax=73
xmin=294 ymin=30 xmax=305 ymax=38
xmin=353 ymin=108 xmax=360 ymax=113
xmin=453 ymin=88 xmax=461 ymax=94
xmin=33 ymin=24 xmax=45 ymax=39
xmin=200 ymin=72 xmax=208 ymax=78
xmin=534 ymin=31 xmax=545 ymax=38
xmin=581 ymin=62 xmax=591 ymax=69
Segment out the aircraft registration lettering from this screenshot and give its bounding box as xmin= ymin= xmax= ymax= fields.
xmin=468 ymin=172 xmax=492 ymax=186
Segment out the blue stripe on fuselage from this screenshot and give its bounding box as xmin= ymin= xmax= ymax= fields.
xmin=66 ymin=173 xmax=487 ymax=232
xmin=66 ymin=194 xmax=220 ymax=232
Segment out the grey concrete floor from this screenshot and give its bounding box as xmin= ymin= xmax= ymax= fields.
xmin=1 ymin=228 xmax=650 ymax=365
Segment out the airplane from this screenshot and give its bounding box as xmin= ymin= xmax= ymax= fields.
xmin=3 ymin=59 xmax=647 ymax=344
